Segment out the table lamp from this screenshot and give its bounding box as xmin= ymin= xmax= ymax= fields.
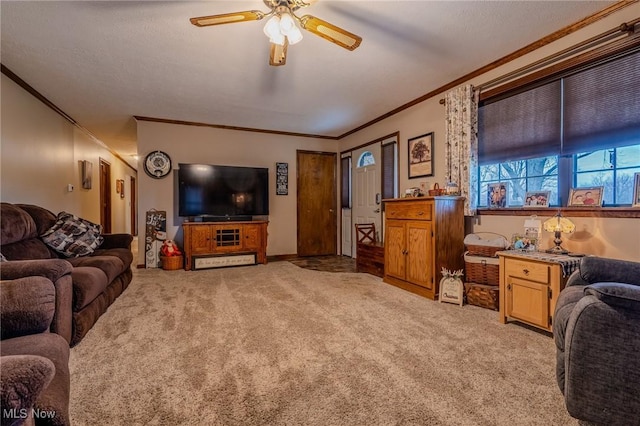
xmin=543 ymin=212 xmax=575 ymax=254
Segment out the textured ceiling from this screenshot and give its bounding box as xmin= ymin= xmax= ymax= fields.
xmin=1 ymin=1 xmax=616 ymax=168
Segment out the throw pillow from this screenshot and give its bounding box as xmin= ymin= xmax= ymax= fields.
xmin=41 ymin=212 xmax=104 ymax=257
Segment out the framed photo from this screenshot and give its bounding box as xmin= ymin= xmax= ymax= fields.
xmin=511 ymin=233 xmax=538 ymax=251
xmin=276 ymin=162 xmax=288 ymax=195
xmin=116 ymin=179 xmax=125 ymax=198
xmin=523 ymin=191 xmax=550 ymax=208
xmin=81 ymin=160 xmax=93 ymax=189
xmin=633 ymin=173 xmax=640 ymax=208
xmin=487 ymin=182 xmax=507 ymax=208
xmin=408 ymin=132 xmax=434 ymax=179
xmin=568 ymin=186 xmax=603 ymax=207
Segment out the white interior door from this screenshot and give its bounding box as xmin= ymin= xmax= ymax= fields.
xmin=351 ymin=144 xmax=382 ymax=257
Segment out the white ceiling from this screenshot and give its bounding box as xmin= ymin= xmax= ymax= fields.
xmin=1 ymin=1 xmax=615 ymax=168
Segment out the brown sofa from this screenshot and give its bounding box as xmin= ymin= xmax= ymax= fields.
xmin=0 ymin=202 xmax=133 ymax=346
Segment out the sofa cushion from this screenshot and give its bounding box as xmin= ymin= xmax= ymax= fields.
xmin=71 ymin=267 xmax=109 ymax=311
xmin=67 ymin=255 xmax=126 ymax=284
xmin=91 ymin=248 xmax=134 ymax=269
xmin=15 ymin=204 xmax=57 ymax=237
xmin=41 ymin=212 xmax=104 ymax=258
xmin=0 ymin=203 xmax=38 ymax=245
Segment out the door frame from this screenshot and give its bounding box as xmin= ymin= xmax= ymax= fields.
xmin=339 ymin=131 xmax=399 ymax=257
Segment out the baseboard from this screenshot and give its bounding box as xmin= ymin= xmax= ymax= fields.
xmin=267 ymin=254 xmax=298 ymax=262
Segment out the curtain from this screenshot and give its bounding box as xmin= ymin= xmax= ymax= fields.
xmin=445 ymin=84 xmax=479 ymax=216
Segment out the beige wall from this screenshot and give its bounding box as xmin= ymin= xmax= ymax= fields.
xmin=1 ymin=74 xmax=136 ymax=231
xmin=339 ymin=3 xmax=640 ymax=262
xmin=136 ymin=120 xmax=339 ymax=266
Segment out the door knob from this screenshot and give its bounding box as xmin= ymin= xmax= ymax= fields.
xmin=374 ymin=208 xmax=380 ymax=213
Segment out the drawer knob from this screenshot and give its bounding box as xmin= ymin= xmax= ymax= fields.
xmin=418 ymin=211 xmax=424 ymax=215
xmin=522 ymin=269 xmax=530 ymax=275
xmin=507 ymin=284 xmax=511 ymax=291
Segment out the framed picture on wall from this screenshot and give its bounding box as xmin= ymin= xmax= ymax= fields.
xmin=408 ymin=132 xmax=434 ymax=179
xmin=81 ymin=160 xmax=93 ymax=189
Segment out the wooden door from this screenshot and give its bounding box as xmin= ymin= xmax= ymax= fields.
xmin=297 ymin=151 xmax=337 ymax=256
xmin=352 ymin=144 xmax=382 ymax=257
xmin=130 ymin=176 xmax=137 ymax=236
xmin=384 ymin=220 xmax=406 ymax=280
xmin=243 ymin=224 xmax=261 ymax=250
xmin=405 ymin=221 xmax=433 ymax=289
xmin=99 ymin=159 xmax=112 ymax=233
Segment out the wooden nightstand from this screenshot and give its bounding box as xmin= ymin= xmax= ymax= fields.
xmin=498 ymin=251 xmax=580 ymax=333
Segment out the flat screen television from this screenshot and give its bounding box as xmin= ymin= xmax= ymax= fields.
xmin=178 ymin=163 xmax=269 ymax=220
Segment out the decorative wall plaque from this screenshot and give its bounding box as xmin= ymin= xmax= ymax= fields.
xmin=276 ymin=162 xmax=288 ymax=195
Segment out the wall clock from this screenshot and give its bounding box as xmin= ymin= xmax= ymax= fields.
xmin=144 ymin=151 xmax=172 ymax=179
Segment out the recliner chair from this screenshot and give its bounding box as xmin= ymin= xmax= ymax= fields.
xmin=553 ymin=256 xmax=640 ymax=426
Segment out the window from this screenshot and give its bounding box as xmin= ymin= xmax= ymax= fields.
xmin=357 ymin=151 xmax=375 ymax=167
xmin=478 ymin=48 xmax=640 ymax=207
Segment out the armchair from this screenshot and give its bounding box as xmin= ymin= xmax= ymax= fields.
xmin=553 ymin=256 xmax=640 ymax=425
xmin=1 ymin=276 xmax=70 ymax=426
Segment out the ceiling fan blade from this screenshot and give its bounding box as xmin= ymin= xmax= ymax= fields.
xmin=298 ymin=15 xmax=362 ymax=51
xmin=190 ymin=10 xmax=265 ymax=27
xmin=269 ymin=41 xmax=288 ymax=66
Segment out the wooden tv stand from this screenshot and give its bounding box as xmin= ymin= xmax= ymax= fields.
xmin=182 ymin=221 xmax=268 ymax=270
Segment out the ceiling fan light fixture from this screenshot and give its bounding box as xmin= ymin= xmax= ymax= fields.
xmin=279 ymin=12 xmax=296 ymax=34
xmin=270 ymin=32 xmax=286 ymax=46
xmin=287 ymin=26 xmax=303 ymax=45
xmin=263 ymin=15 xmax=281 ymax=39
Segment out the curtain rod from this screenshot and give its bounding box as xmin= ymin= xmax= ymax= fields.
xmin=439 ymin=19 xmax=639 ymax=105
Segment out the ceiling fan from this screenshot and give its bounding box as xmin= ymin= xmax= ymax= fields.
xmin=190 ymin=0 xmax=362 ymax=66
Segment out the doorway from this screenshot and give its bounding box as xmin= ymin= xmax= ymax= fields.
xmin=351 ymin=144 xmax=382 ymax=251
xmin=99 ymin=158 xmax=112 ymax=233
xmin=296 ymin=150 xmax=337 ymax=256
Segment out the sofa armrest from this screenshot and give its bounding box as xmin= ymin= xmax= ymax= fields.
xmin=563 ymin=292 xmax=640 ymax=423
xmin=573 ymin=256 xmax=640 ymax=287
xmin=0 ymin=260 xmax=73 ymax=345
xmin=0 ymin=355 xmax=55 ymax=426
xmin=0 ymin=259 xmax=72 ymax=282
xmin=0 ymin=277 xmax=56 ymax=340
xmin=100 ymin=233 xmax=133 ymax=250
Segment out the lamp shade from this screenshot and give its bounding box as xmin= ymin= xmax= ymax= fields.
xmin=263 ymin=15 xmax=281 ymax=39
xmin=287 ymin=26 xmax=303 ymax=45
xmin=543 ymin=215 xmax=575 ymax=234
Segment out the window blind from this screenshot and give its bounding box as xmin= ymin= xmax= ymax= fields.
xmin=563 ymin=50 xmax=640 ymax=154
xmin=478 ymin=80 xmax=561 ymax=165
xmin=381 ymin=141 xmax=397 ymax=200
xmin=341 ymin=156 xmax=351 ymax=208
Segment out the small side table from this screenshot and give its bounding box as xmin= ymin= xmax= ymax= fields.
xmin=498 ymin=251 xmax=581 ymax=333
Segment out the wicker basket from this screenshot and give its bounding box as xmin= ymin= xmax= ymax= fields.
xmin=464 ymin=232 xmax=508 ymax=257
xmin=464 ymin=283 xmax=499 ymax=311
xmin=161 ymin=255 xmax=183 ymax=271
xmin=464 ymin=253 xmax=500 ymax=285
xmin=428 ymin=183 xmax=446 ymax=196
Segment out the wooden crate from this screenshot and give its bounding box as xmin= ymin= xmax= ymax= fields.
xmin=464 ymin=282 xmax=499 ymax=311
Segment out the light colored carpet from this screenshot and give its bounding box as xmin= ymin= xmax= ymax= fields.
xmin=69 ymin=262 xmax=576 ymax=425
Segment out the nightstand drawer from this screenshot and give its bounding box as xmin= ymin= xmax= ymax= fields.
xmin=505 ymin=259 xmax=550 ymax=284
